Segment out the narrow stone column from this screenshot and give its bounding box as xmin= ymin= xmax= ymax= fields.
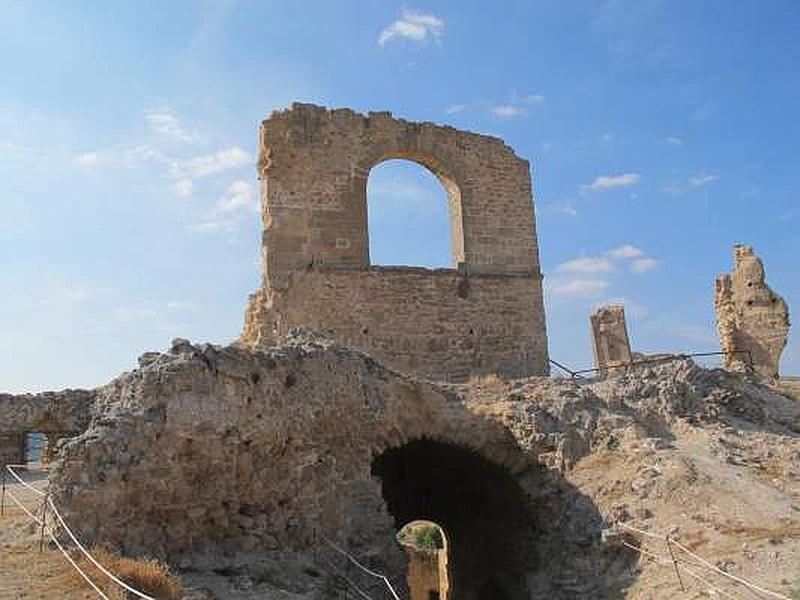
xmin=590 ymin=305 xmax=633 ymax=378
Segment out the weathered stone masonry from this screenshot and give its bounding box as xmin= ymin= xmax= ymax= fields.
xmin=240 ymin=104 xmax=549 ymax=382
xmin=0 ymin=389 xmax=94 ymax=465
xmin=715 ymin=245 xmax=790 ymax=380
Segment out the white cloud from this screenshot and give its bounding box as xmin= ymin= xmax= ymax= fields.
xmin=491 ymin=94 xmax=545 ymax=119
xmin=145 ymin=109 xmax=197 ymax=143
xmin=557 ymin=256 xmax=614 ymax=274
xmin=167 ymin=300 xmax=201 ymax=310
xmin=550 ymin=279 xmax=610 ymax=297
xmin=444 ymin=104 xmax=466 ymax=114
xmin=177 ymin=147 xmax=251 ymax=179
xmin=511 ymin=93 xmax=546 ymax=106
xmin=213 ymin=180 xmax=256 ymax=215
xmin=73 ymin=152 xmax=99 ymax=167
xmin=666 ymin=136 xmax=683 ymax=146
xmin=378 ymin=10 xmax=444 ymax=46
xmin=607 ymin=244 xmax=644 ymax=259
xmin=492 ymin=105 xmax=523 ymax=118
xmin=540 ymin=200 xmax=577 ymax=217
xmin=171 ymin=178 xmax=193 ymax=197
xmin=186 ymin=221 xmax=224 ymax=234
xmin=661 ymin=183 xmax=682 ymax=194
xmin=689 ymin=173 xmax=719 ymax=188
xmin=584 ymin=173 xmax=641 ymax=191
xmin=189 ymin=180 xmax=257 ymax=234
xmin=631 ymin=257 xmax=659 ymax=273
xmin=601 ymin=132 xmax=615 ymax=143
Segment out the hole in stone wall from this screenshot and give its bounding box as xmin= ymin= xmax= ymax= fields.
xmin=366 ymin=160 xmax=453 ymax=268
xmin=372 ymin=438 xmax=533 ymax=599
xmin=24 ymin=432 xmax=65 ymax=466
xmin=397 ymin=520 xmax=450 ymax=600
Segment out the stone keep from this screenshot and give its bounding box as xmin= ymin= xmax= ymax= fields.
xmin=239 ymin=103 xmax=549 ymax=382
xmin=715 ymin=244 xmax=790 ymax=379
xmin=589 ymin=305 xmax=632 ymax=376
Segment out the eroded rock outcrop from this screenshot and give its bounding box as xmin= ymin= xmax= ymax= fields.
xmin=715 ymin=244 xmax=790 ymax=379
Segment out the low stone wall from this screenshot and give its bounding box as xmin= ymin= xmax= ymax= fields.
xmin=0 ymin=389 xmax=95 ymax=466
xmin=0 ymin=389 xmax=94 ymax=433
xmin=242 ymin=267 xmax=549 ymax=382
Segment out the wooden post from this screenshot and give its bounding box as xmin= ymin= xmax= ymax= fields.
xmin=666 ymin=536 xmax=685 ymax=592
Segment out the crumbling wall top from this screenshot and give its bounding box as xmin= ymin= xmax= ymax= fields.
xmin=715 ymin=244 xmax=790 ymax=379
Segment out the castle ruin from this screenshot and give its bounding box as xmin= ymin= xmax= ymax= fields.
xmin=239 ymin=104 xmax=550 ymax=382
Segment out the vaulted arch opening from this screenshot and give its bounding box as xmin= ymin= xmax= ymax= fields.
xmin=366 ymin=159 xmax=464 ymax=268
xmin=371 ymin=439 xmax=534 ymax=600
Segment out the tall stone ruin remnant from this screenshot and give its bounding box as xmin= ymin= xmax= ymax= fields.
xmin=715 ymin=245 xmax=790 ymax=379
xmin=239 ymin=103 xmax=550 ymax=382
xmin=590 ymin=305 xmax=632 ymax=377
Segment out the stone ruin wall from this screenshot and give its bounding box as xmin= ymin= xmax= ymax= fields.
xmin=46 ymin=337 xmax=619 ymax=599
xmin=589 ymin=305 xmax=632 ymax=377
xmin=240 ymin=104 xmax=549 ymax=382
xmin=715 ymin=245 xmax=790 ymax=379
xmin=0 ymin=389 xmax=94 ymax=466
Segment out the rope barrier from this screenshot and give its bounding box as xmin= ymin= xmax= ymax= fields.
xmin=669 ymin=537 xmax=789 ymax=600
xmin=317 ymin=553 xmax=376 ymax=600
xmin=321 ymin=535 xmax=401 ymax=600
xmin=46 ymin=497 xmax=156 ymax=600
xmin=4 ymin=487 xmax=45 ymax=524
xmin=2 ymin=465 xmax=154 ymax=600
xmin=616 ymin=521 xmax=790 ymax=600
xmin=5 ymin=465 xmax=47 ymax=497
xmin=45 ymin=525 xmax=111 ymax=600
xmin=621 ymin=539 xmax=740 ymax=599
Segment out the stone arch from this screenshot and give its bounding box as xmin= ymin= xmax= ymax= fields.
xmin=242 ymin=103 xmax=551 ymax=381
xmin=357 ymin=149 xmax=467 ymax=268
xmin=371 ymin=438 xmax=535 ymax=600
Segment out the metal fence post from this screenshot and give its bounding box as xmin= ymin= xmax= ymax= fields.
xmin=1 ymin=466 xmax=6 ymax=517
xmin=39 ymin=494 xmax=48 ymax=552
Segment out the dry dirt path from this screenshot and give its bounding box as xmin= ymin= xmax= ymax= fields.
xmin=0 ymin=468 xmax=96 ymax=599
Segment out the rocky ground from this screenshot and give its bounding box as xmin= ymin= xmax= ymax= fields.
xmin=464 ymin=358 xmax=800 ymax=598
xmin=1 ymin=353 xmax=798 ymax=599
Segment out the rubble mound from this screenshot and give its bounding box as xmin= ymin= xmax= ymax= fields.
xmin=45 ymin=336 xmax=799 ymax=598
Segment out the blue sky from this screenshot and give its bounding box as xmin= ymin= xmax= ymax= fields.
xmin=1 ymin=1 xmax=798 ymax=392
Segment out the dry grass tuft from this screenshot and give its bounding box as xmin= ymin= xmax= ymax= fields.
xmin=468 ymin=372 xmax=503 ymax=386
xmin=71 ymin=546 xmax=183 ymax=599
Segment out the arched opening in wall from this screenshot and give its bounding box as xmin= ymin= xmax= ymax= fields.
xmin=366 ymin=160 xmax=461 ymax=268
xmin=371 ymin=439 xmax=534 ymax=600
xmin=396 ymin=520 xmax=450 ymax=600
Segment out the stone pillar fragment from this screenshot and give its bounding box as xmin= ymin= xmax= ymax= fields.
xmin=590 ymin=305 xmax=633 ymax=377
xmin=715 ymin=244 xmax=790 ymax=380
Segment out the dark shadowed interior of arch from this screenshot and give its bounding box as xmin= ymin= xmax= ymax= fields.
xmin=371 ymin=438 xmax=535 ymax=600
xmin=366 ymin=160 xmax=453 ymax=268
